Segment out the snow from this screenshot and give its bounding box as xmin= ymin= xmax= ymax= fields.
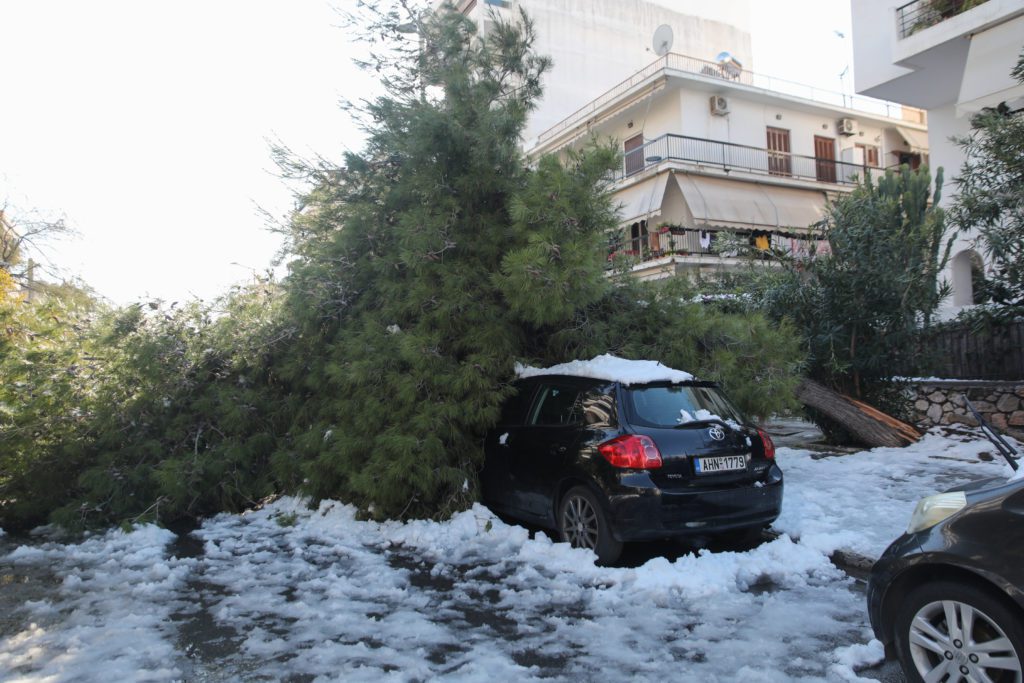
xmin=1 ymin=429 xmax=1019 ymax=682
xmin=678 ymin=408 xmax=742 ymax=431
xmin=516 ymin=353 xmax=694 ymax=385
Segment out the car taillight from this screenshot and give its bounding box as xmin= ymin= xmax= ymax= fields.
xmin=598 ymin=434 xmax=663 ymax=469
xmin=757 ymin=428 xmax=775 ymax=460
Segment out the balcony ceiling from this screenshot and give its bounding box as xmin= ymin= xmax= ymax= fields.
xmin=859 ymin=38 xmax=971 ymax=110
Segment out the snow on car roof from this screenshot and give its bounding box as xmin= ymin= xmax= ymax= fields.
xmin=514 ymin=353 xmax=694 ymax=385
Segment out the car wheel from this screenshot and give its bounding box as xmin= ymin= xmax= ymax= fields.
xmin=558 ymin=485 xmax=622 ymax=565
xmin=893 ymin=579 xmax=1024 ymax=683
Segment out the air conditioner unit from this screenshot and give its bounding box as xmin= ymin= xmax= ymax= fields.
xmin=837 ymin=118 xmax=858 ymax=136
xmin=710 ymin=95 xmax=730 ymax=116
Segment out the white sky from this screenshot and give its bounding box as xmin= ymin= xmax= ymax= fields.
xmin=0 ymin=1 xmax=854 ymax=305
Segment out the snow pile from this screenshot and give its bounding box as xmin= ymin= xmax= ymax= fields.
xmin=2 ymin=429 xmax=1016 ymax=681
xmin=831 ymin=640 xmax=886 ymax=681
xmin=775 ymin=431 xmax=1014 ymax=557
xmin=183 ymin=497 xmax=865 ymax=681
xmin=0 ymin=524 xmax=195 ymax=681
xmin=516 ymin=353 xmax=694 ymax=385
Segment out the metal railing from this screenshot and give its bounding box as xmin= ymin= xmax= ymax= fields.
xmin=896 ymin=0 xmax=988 ymax=38
xmin=614 ymin=133 xmax=883 ymax=186
xmin=536 ymin=53 xmax=926 ymax=145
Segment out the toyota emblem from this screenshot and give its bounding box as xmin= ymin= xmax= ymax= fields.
xmin=708 ymin=425 xmax=726 ymax=441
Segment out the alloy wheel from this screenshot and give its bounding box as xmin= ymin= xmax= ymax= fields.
xmin=908 ymin=599 xmax=1023 ymax=682
xmin=561 ymin=494 xmax=599 ymax=550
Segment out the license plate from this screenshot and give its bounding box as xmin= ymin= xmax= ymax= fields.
xmin=695 ymin=454 xmax=747 ymax=474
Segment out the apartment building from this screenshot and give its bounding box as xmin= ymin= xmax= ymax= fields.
xmin=450 ymin=1 xmax=929 ymax=281
xmin=851 ymin=0 xmax=1024 ymax=313
xmin=529 ymin=52 xmax=928 ymax=280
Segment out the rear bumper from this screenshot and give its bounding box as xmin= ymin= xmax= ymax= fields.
xmin=605 ymin=464 xmax=784 ymax=542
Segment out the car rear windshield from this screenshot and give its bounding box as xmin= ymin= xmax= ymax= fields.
xmin=624 ymin=384 xmax=745 ymax=429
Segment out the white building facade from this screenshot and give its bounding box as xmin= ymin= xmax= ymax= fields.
xmin=449 ymin=1 xmax=929 ymax=281
xmin=528 ymin=53 xmax=928 ymax=280
xmin=851 ymin=0 xmax=1024 ymax=313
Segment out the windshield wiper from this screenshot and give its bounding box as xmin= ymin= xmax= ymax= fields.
xmin=965 ymin=396 xmax=1020 ymax=471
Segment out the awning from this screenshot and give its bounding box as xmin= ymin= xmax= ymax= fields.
xmin=893 ymin=125 xmax=929 ymax=152
xmin=614 ymin=172 xmax=671 ymax=224
xmin=765 ymin=183 xmax=829 ymax=231
xmin=956 ymin=14 xmax=1024 ymax=116
xmin=675 ymin=174 xmax=827 ymax=231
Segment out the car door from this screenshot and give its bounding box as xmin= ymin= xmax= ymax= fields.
xmin=510 ymin=381 xmax=589 ymax=519
xmin=481 ymin=380 xmax=538 ymax=513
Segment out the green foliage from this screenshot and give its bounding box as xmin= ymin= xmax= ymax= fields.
xmin=0 ymin=277 xmax=102 ymax=531
xmin=276 ymin=6 xmax=803 ymax=520
xmin=950 ymin=48 xmax=1024 ymax=316
xmin=544 ymin=277 xmax=804 ymax=420
xmin=752 ymin=166 xmax=951 ymax=414
xmin=0 ymin=280 xmax=295 ymax=532
xmin=2 ymin=3 xmax=806 ymax=530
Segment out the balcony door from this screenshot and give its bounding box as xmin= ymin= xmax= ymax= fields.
xmin=766 ymin=127 xmax=791 ymax=176
xmin=814 ymin=136 xmax=837 ymax=183
xmin=624 ymin=134 xmax=644 ymax=176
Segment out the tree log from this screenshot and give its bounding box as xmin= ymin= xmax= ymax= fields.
xmin=796 ymin=378 xmax=921 ymax=448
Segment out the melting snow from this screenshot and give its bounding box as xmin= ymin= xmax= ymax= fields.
xmin=1 ymin=429 xmax=1018 ymax=682
xmin=515 ymin=354 xmax=694 ymax=385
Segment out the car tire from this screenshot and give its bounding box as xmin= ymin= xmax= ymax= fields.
xmin=558 ymin=485 xmax=622 ymax=566
xmin=893 ymin=579 xmax=1024 ymax=683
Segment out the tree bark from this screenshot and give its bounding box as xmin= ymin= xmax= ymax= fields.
xmin=796 ymin=378 xmax=921 ymax=448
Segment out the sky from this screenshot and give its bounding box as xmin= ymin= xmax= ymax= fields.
xmin=0 ymin=1 xmax=854 ymax=305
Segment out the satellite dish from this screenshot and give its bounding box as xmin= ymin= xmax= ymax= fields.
xmin=652 ymin=25 xmax=674 ymax=56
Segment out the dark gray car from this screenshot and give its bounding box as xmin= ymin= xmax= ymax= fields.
xmin=867 ymin=475 xmax=1024 ymax=683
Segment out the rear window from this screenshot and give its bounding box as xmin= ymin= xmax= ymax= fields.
xmin=624 ymin=384 xmax=745 ymax=429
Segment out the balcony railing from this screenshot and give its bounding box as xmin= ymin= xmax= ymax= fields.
xmin=615 ymin=133 xmax=883 ymax=186
xmin=896 ymin=0 xmax=989 ymax=38
xmin=536 ymin=53 xmax=926 ymax=145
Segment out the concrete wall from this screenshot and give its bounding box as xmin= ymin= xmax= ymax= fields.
xmin=470 ymin=0 xmax=753 ymax=142
xmin=910 ymin=380 xmax=1024 ymax=440
xmin=850 ymin=0 xmax=1024 ymax=318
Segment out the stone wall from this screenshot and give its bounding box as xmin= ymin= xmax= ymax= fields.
xmin=910 ymin=380 xmax=1024 ymax=440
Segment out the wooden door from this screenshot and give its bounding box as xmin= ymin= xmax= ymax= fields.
xmin=766 ymin=127 xmax=792 ymax=176
xmin=814 ymin=136 xmax=836 ymax=183
xmin=624 ymin=134 xmax=644 ymax=176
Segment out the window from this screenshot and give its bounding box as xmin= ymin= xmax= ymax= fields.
xmin=624 ymin=384 xmax=744 ymax=429
xmin=498 ymin=384 xmax=536 ymax=426
xmin=856 ymin=143 xmax=879 ymax=169
xmin=530 ymin=384 xmax=584 ymax=426
xmin=896 ymin=151 xmax=922 ymax=170
xmin=624 ymin=134 xmax=645 ymax=176
xmin=766 ymin=127 xmax=791 ymax=176
xmin=630 ymin=220 xmax=648 ymax=254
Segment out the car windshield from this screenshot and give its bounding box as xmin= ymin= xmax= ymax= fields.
xmin=625 ymin=384 xmax=745 ymax=429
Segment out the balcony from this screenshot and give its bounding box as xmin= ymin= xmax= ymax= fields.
xmin=616 ymin=133 xmax=883 ymax=186
xmin=536 ymin=53 xmax=926 ymax=147
xmin=896 ymin=0 xmax=991 ymax=38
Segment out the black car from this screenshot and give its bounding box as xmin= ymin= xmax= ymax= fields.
xmin=867 ymin=476 xmax=1024 ymax=682
xmin=480 ymin=368 xmax=782 ymax=564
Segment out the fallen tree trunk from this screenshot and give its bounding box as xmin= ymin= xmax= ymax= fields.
xmin=796 ymin=378 xmax=921 ymax=448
